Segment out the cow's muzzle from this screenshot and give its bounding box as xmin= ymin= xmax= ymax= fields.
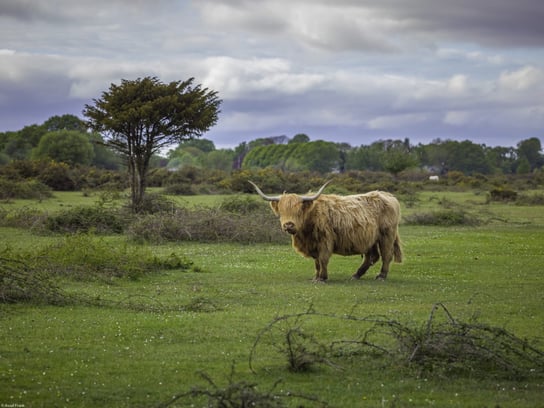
xmin=283 ymin=222 xmax=297 ymax=235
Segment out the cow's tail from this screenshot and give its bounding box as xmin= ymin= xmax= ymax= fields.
xmin=393 ymin=233 xmax=403 ymax=263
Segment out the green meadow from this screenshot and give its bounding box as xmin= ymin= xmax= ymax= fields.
xmin=1 ymin=190 xmax=543 ymax=407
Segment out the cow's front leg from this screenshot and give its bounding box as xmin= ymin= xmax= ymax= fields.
xmin=313 ymin=259 xmax=321 ymax=281
xmin=313 ymin=256 xmax=329 ymax=282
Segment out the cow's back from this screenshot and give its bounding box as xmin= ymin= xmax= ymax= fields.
xmin=318 ymin=191 xmax=400 ymax=227
xmin=352 ymin=191 xmax=401 ymax=228
xmin=303 ymin=191 xmax=400 ymax=256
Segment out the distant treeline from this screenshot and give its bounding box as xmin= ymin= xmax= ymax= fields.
xmin=1 ymin=114 xmax=542 ymax=176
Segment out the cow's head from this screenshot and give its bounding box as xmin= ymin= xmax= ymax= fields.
xmin=249 ymin=180 xmax=331 ymax=235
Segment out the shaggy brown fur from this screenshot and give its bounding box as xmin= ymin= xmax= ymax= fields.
xmin=268 ymin=190 xmax=403 ymax=282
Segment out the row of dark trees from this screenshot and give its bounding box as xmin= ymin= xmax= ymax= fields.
xmin=168 ymin=135 xmax=542 ymax=176
xmin=1 ymin=115 xmax=542 ymax=177
xmin=0 ymin=115 xmax=120 ymax=169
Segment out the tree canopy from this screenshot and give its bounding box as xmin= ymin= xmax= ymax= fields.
xmin=32 ymin=130 xmax=94 ymax=166
xmin=242 ymin=140 xmax=340 ymax=173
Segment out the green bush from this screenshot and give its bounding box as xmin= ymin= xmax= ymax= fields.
xmin=515 ymin=192 xmax=544 ymax=206
xmin=0 ymin=177 xmax=52 ymax=200
xmin=219 ymin=195 xmax=267 ymax=214
xmin=0 ymin=159 xmax=127 ymax=191
xmin=135 ymin=192 xmax=181 ymax=214
xmin=35 ymin=233 xmax=195 ymax=281
xmin=36 ymin=161 xmax=77 ymax=190
xmin=0 ymin=207 xmax=47 ymax=229
xmin=0 ymin=235 xmax=199 ymax=302
xmin=162 ymin=182 xmax=194 ymax=195
xmin=79 ymin=167 xmax=126 ymax=190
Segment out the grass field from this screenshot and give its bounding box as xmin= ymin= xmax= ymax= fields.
xmin=1 ymin=190 xmax=544 ymax=407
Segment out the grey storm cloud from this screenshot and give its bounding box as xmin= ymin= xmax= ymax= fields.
xmin=0 ymin=0 xmax=543 ymax=147
xmin=371 ymin=0 xmax=544 ymax=47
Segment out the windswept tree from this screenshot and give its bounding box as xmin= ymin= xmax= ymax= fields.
xmin=83 ymin=76 xmax=221 ymax=212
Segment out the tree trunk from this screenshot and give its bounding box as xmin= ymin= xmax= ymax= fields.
xmin=128 ymin=155 xmax=147 ymax=213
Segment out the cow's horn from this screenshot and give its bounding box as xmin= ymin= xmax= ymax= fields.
xmin=248 ymin=180 xmax=280 ymax=201
xmin=301 ymin=180 xmax=332 ymax=202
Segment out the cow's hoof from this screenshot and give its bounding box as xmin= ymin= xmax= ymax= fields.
xmin=312 ymin=278 xmax=327 ymax=284
xmin=351 ymin=274 xmax=361 ymax=280
xmin=375 ymin=274 xmax=386 ymax=281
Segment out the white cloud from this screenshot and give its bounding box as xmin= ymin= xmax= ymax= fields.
xmin=447 ymin=74 xmax=469 ymax=95
xmin=498 ymin=65 xmax=544 ymax=92
xmin=199 ymin=56 xmax=324 ymax=98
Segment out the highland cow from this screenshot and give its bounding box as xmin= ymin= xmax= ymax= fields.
xmin=250 ymin=180 xmax=402 ymax=282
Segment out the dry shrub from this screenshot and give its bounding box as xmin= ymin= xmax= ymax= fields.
xmin=404 ymin=210 xmax=481 ymax=226
xmin=127 ymin=200 xmax=286 ymax=244
xmin=250 ymin=304 xmax=544 ymax=379
xmin=43 ymin=205 xmax=126 ymax=234
xmin=391 ymin=303 xmax=544 ymax=378
xmin=158 ymin=364 xmax=326 ymax=408
xmin=488 ymin=188 xmax=518 ymax=202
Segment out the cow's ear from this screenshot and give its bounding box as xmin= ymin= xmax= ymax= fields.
xmin=270 ymin=201 xmax=280 ymax=215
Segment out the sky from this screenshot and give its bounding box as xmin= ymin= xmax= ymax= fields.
xmin=1 ymin=0 xmax=543 ymax=149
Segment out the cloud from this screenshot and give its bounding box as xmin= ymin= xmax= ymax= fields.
xmin=196 ymin=0 xmax=544 ymax=54
xmin=0 ymin=0 xmax=169 ymax=22
xmin=368 ymin=113 xmax=428 ymax=130
xmin=199 ymin=1 xmax=287 ymax=34
xmin=498 ymin=65 xmax=544 ymax=92
xmin=436 ymin=48 xmax=505 ymax=65
xmin=443 ymin=111 xmax=471 ymax=126
xmin=196 ymin=1 xmax=398 ymax=53
xmin=199 ymin=56 xmax=325 ymax=98
xmin=447 ymin=75 xmax=469 ymax=96
xmin=367 ymin=0 xmax=544 ymax=48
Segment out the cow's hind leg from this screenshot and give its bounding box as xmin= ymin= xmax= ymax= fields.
xmin=376 ymin=233 xmax=395 ymax=280
xmin=352 ymin=244 xmax=380 ymax=280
